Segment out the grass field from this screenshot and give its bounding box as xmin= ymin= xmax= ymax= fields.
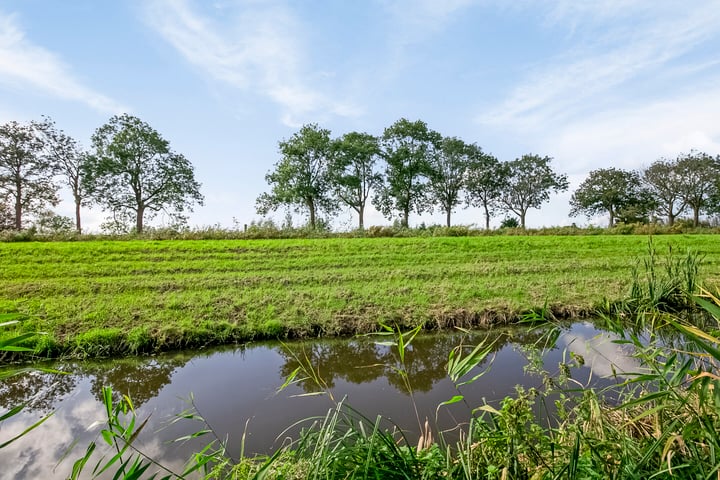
xmin=2 ymin=235 xmax=719 ymax=357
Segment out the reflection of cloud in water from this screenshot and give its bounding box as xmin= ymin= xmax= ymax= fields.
xmin=1 ymin=395 xmax=189 ymax=480
xmin=560 ymin=323 xmax=640 ymax=379
xmin=1 ymin=397 xmax=99 ymax=480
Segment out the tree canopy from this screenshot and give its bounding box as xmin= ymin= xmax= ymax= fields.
xmin=642 ymin=159 xmax=687 ymax=226
xmin=570 ymin=168 xmax=649 ymax=227
xmin=675 ymin=151 xmax=719 ymax=226
xmin=500 ymin=154 xmax=568 ymax=228
xmin=373 ymin=118 xmax=441 ymax=228
xmin=37 ymin=116 xmax=87 ymax=233
xmin=83 ymin=114 xmax=203 ymax=233
xmin=330 ymin=131 xmax=381 ymax=229
xmin=428 ymin=137 xmax=471 ymax=227
xmin=256 ymin=123 xmax=336 ymax=229
xmin=465 ymin=146 xmax=505 ymax=230
xmin=0 ymin=120 xmax=60 ymax=230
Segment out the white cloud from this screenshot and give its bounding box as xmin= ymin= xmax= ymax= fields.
xmin=143 ymin=0 xmax=361 ymax=127
xmin=0 ymin=11 xmax=127 ymax=114
xmin=543 ymin=85 xmax=720 ymax=176
xmin=561 ymin=325 xmax=639 ymax=380
xmin=1 ymin=395 xmax=189 ymax=480
xmin=479 ymin=3 xmax=720 ymax=130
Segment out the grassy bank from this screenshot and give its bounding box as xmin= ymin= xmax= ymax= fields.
xmin=2 ymin=235 xmax=719 ymax=357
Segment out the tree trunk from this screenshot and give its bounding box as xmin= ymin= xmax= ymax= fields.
xmin=693 ymin=207 xmax=700 ymax=227
xmin=520 ymin=211 xmax=526 ymax=229
xmin=402 ymin=207 xmax=409 ymax=228
xmin=308 ymin=198 xmax=316 ymax=229
xmin=358 ymin=208 xmax=364 ymax=230
xmin=608 ymin=206 xmax=614 ymax=228
xmin=668 ymin=210 xmax=674 ymax=227
xmin=14 ymin=181 xmax=21 ymax=230
xmin=74 ymin=196 xmax=81 ymax=234
xmin=484 ymin=204 xmax=490 ymax=230
xmin=136 ymin=205 xmax=144 ymax=233
xmin=446 ymin=209 xmax=451 ymax=228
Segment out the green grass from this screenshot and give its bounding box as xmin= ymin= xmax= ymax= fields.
xmin=2 ymin=235 xmax=719 ymax=358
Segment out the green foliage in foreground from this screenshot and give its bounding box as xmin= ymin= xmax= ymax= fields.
xmin=1 ymin=235 xmax=720 ymax=359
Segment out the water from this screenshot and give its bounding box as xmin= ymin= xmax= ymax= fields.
xmin=0 ymin=321 xmax=637 ymax=479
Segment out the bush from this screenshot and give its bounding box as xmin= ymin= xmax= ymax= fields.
xmin=500 ymin=217 xmax=519 ymax=228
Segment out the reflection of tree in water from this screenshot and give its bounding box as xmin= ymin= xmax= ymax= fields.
xmin=0 ymin=353 xmax=192 ymax=414
xmin=278 ymin=326 xmax=558 ymax=396
xmin=0 ymin=366 xmax=77 ymax=413
xmin=386 ymin=334 xmax=497 ymax=393
xmin=279 ymin=340 xmax=388 ymax=391
xmin=84 ymin=353 xmax=190 ymax=407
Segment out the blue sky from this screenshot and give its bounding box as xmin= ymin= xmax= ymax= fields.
xmin=2 ymin=0 xmax=720 ymax=230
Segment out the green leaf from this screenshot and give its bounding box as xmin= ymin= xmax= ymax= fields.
xmin=0 ymin=404 xmax=25 ymax=422
xmin=173 ymin=429 xmax=212 ymax=443
xmin=436 ymin=395 xmax=464 ymax=417
xmin=0 ymin=411 xmax=53 ymax=449
xmin=69 ymin=442 xmax=96 ymax=480
xmin=101 ymin=429 xmax=114 ymax=446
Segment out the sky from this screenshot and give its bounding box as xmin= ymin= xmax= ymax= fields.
xmin=2 ymin=0 xmax=720 ymax=230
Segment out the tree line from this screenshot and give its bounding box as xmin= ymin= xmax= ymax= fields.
xmin=258 ymin=119 xmax=720 ymax=230
xmin=256 ymin=119 xmax=569 ymax=229
xmin=3 ymin=114 xmax=719 ymax=235
xmin=0 ymin=114 xmax=203 ymax=234
xmin=571 ymin=153 xmax=720 ymax=227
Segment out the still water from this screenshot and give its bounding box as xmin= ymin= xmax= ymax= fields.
xmin=0 ymin=322 xmax=637 ymax=479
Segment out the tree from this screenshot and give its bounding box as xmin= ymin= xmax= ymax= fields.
xmin=569 ymin=168 xmax=649 ymax=227
xmin=34 ymin=210 xmax=75 ymax=234
xmin=0 ymin=120 xmax=60 ymax=230
xmin=373 ymin=118 xmax=441 ymax=228
xmin=256 ymin=124 xmax=336 ymax=229
xmin=465 ymin=146 xmax=506 ymax=230
xmin=707 ymin=156 xmax=720 ymax=219
xmin=37 ymin=116 xmax=87 ymax=233
xmin=83 ymin=114 xmax=203 ymax=233
xmin=499 ymin=154 xmax=568 ymax=228
xmin=642 ymin=159 xmax=686 ymax=226
xmin=428 ymin=136 xmax=470 ymax=227
xmin=330 ymin=131 xmax=381 ymax=229
xmin=675 ymin=150 xmax=719 ymax=226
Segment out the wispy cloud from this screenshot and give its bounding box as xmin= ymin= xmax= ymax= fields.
xmin=478 ymin=3 xmax=720 ymax=130
xmin=143 ymin=0 xmax=360 ymax=127
xmin=0 ymin=11 xmax=127 ymax=114
xmin=543 ymin=84 xmax=720 ymax=176
xmin=366 ymin=0 xmax=480 ymax=93
xmin=380 ymin=0 xmax=477 ymax=33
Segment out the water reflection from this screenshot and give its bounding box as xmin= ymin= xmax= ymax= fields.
xmin=83 ymin=354 xmax=191 ymax=407
xmin=0 ymin=321 xmax=635 ymax=480
xmin=0 ymin=368 xmax=76 ymax=413
xmin=561 ymin=328 xmax=640 ymax=379
xmin=1 ymin=393 xmax=191 ymax=480
xmin=0 ymin=354 xmax=190 ymax=414
xmin=278 ymin=326 xmax=559 ymax=396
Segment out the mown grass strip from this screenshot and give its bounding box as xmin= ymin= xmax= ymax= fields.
xmin=1 ymin=235 xmax=719 ymax=358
